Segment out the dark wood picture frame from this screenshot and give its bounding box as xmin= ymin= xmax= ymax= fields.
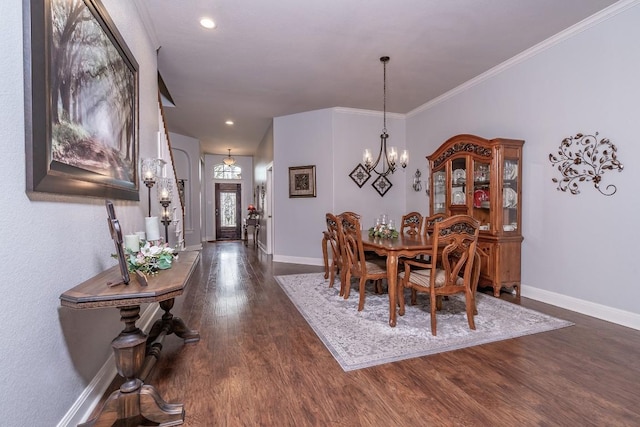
xmin=24 ymin=0 xmax=140 ymax=200
xmin=288 ymin=165 xmax=316 ymax=198
xmin=105 ymin=200 xmax=130 ymax=286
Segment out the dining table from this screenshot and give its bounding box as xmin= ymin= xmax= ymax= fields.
xmin=361 ymin=230 xmax=436 ymax=327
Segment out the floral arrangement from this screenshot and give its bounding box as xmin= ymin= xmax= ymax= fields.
xmin=247 ymin=204 xmax=258 ymax=218
xmin=114 ymin=241 xmax=177 ymax=276
xmin=368 ymin=224 xmax=399 ymax=239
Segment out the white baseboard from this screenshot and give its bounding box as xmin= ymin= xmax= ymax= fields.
xmin=273 ymin=255 xmax=324 ymax=266
xmin=56 ymin=304 xmax=161 ymax=427
xmin=521 ymin=284 xmax=640 ymax=331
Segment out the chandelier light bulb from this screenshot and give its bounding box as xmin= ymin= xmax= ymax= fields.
xmin=400 ymin=150 xmax=409 ymax=168
xmin=363 ymin=149 xmax=372 ymax=168
xmin=388 ymin=146 xmax=398 ymax=166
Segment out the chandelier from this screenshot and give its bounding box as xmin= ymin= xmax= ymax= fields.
xmin=223 ymin=148 xmax=236 ymax=166
xmin=362 ymin=56 xmax=408 ymax=178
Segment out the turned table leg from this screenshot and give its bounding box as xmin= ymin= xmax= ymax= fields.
xmin=322 ymin=232 xmax=329 ymax=279
xmin=386 ymin=254 xmax=399 ymax=327
xmin=147 ymin=298 xmax=200 ymax=344
xmin=142 ymin=298 xmax=200 ymax=381
xmin=80 ymin=305 xmax=185 ymax=427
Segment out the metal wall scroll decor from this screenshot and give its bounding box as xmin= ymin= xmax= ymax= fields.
xmin=549 ymin=132 xmax=623 ymax=196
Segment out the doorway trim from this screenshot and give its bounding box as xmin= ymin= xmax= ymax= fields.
xmin=266 ymin=163 xmax=274 ymax=255
xmin=214 ymin=182 xmax=242 ymax=240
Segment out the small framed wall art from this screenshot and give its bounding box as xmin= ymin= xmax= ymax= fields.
xmin=349 ymin=163 xmax=371 ymax=188
xmin=289 ymin=165 xmax=316 ymax=198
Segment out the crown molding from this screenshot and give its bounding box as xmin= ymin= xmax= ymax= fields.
xmin=408 ymin=0 xmax=640 ymax=118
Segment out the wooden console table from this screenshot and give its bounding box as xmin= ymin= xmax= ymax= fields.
xmin=243 ymin=217 xmax=259 ymax=246
xmin=60 ymin=251 xmax=200 ymax=427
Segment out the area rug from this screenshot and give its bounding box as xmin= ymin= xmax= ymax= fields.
xmin=275 ymin=273 xmax=573 ymax=371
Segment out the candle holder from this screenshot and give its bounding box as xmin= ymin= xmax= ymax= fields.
xmin=160 ymin=206 xmax=172 ymax=243
xmin=157 ymin=177 xmax=173 ymax=243
xmin=141 ymin=158 xmax=162 ymax=217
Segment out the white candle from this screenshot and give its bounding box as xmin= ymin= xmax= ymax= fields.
xmin=135 ymin=231 xmax=146 ymax=241
xmin=124 ymin=234 xmax=140 ymax=252
xmin=145 ymin=216 xmax=161 ymax=241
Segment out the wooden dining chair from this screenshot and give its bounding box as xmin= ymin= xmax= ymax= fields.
xmin=340 ymin=212 xmax=387 ymax=311
xmin=422 ymin=213 xmax=446 ymax=237
xmin=400 ymin=211 xmax=423 ymax=236
xmin=398 ymin=214 xmax=480 ymax=336
xmin=325 ymin=213 xmax=346 ymax=294
xmin=413 ymin=212 xmax=448 ymax=264
xmin=340 ymin=211 xmax=361 ymax=219
xmin=325 ymin=211 xmax=366 ymax=295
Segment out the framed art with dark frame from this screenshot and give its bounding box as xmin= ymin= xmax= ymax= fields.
xmin=289 ymin=165 xmax=317 ymax=198
xmin=349 ymin=163 xmax=371 ymax=188
xmin=24 ymin=0 xmax=140 ymax=200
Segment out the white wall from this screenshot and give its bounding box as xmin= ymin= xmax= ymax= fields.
xmin=254 ymin=123 xmax=274 ymax=249
xmin=202 ymin=154 xmax=254 ymax=241
xmin=273 ymin=108 xmax=407 ymax=264
xmin=170 ymin=132 xmax=203 ymax=249
xmin=406 ymin=1 xmax=640 ymax=318
xmin=0 ymin=0 xmax=163 ymax=425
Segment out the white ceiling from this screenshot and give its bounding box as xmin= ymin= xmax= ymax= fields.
xmin=134 ymin=0 xmax=618 ymax=156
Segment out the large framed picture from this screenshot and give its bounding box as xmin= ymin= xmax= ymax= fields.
xmin=289 ymin=165 xmax=316 ymax=198
xmin=24 ymin=0 xmax=140 ymax=200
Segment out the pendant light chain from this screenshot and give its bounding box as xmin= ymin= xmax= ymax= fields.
xmin=382 ymin=57 xmax=387 ymax=133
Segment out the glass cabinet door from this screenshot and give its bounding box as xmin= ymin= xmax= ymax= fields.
xmin=502 ymin=157 xmax=519 ymax=232
xmin=450 ymin=158 xmax=467 ymax=207
xmin=472 ymin=160 xmax=491 ymax=232
xmin=432 ymin=170 xmax=446 ymax=214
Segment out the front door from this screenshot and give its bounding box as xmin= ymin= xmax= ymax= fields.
xmin=215 ymin=183 xmax=241 ymax=240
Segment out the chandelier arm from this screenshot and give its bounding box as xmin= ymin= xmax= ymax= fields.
xmin=368 ymin=134 xmax=386 ymax=173
xmin=381 ymin=133 xmax=394 ymax=175
xmin=368 ymin=132 xmax=395 ymax=177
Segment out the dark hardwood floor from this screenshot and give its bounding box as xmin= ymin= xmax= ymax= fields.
xmin=96 ymin=242 xmax=640 ymax=426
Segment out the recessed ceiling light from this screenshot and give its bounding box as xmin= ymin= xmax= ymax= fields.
xmin=225 ymin=120 xmax=234 ymax=125
xmin=200 ymin=18 xmax=216 ymax=29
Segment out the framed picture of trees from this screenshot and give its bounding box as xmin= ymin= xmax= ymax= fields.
xmin=24 ymin=0 xmax=140 ymax=200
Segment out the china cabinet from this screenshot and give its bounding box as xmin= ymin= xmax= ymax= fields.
xmin=427 ymin=134 xmax=524 ymax=297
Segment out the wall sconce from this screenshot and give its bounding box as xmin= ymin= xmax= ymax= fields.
xmin=412 ymin=169 xmax=422 ymax=192
xmin=260 ymin=182 xmax=266 ymax=202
